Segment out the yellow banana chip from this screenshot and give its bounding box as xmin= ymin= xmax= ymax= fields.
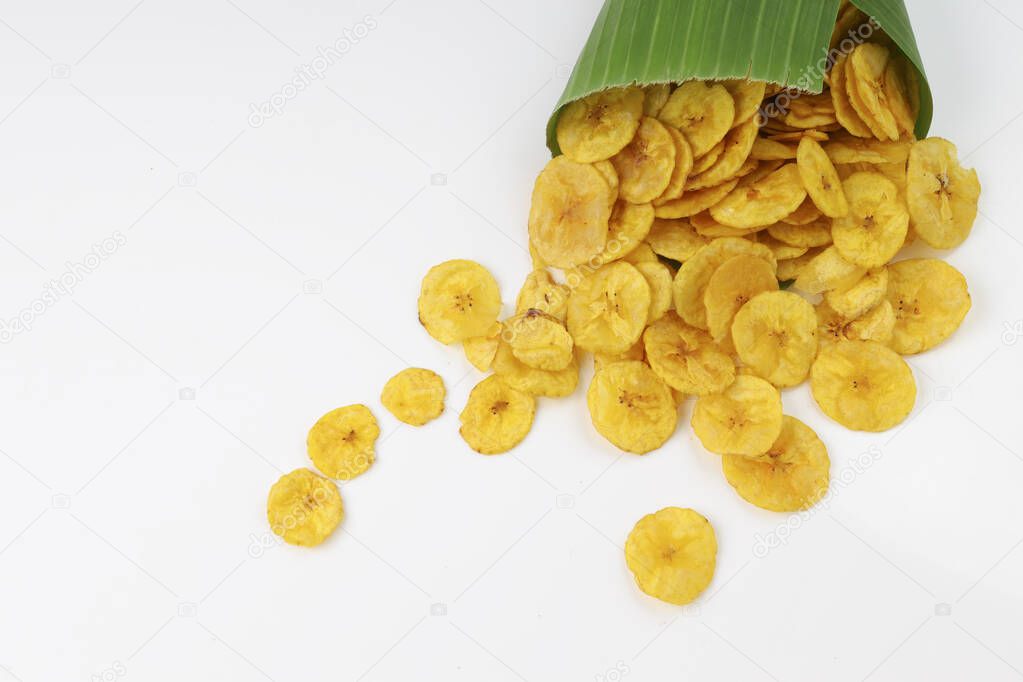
xmin=704 ymin=254 xmax=779 ymax=343
xmin=692 ymin=375 xmax=783 ymax=457
xmin=654 ymin=178 xmax=739 ymax=219
xmin=793 ymin=245 xmax=866 ymax=294
xmin=767 ymin=218 xmax=833 ymax=248
xmin=722 ymin=416 xmax=830 ymax=512
xmin=419 ymin=259 xmax=502 ymax=345
xmin=307 ymin=404 xmax=379 ymax=481
xmin=515 ymin=269 xmax=570 ymax=322
xmin=505 ymin=309 xmax=575 ymax=371
xmin=603 ymin=200 xmax=656 ymax=263
xmin=660 ymin=81 xmax=736 ymax=157
xmin=723 ymin=79 xmax=767 ymax=128
xmin=811 ymin=340 xmax=916 ymax=431
xmin=886 ymin=258 xmax=971 ymax=355
xmin=567 ymin=261 xmax=651 ymax=354
xmin=634 ymin=261 xmax=674 ymax=324
xmin=832 ymin=172 xmax=908 ymax=268
xmin=625 ymin=507 xmax=716 ymax=605
xmin=643 ymin=312 xmax=736 ymax=395
xmin=528 ymin=156 xmax=612 ymax=268
xmin=830 ymin=52 xmax=874 ymax=138
xmin=732 ymin=291 xmax=819 ymax=388
xmin=691 ymin=210 xmax=761 ymax=238
xmin=612 ymin=117 xmax=677 ymax=203
xmin=557 ymin=86 xmax=645 ymax=163
xmin=906 ymin=138 xmax=981 ymax=249
xmin=647 ymin=218 xmax=709 ymax=262
xmin=673 ymin=237 xmax=776 ymax=329
xmin=493 ymin=339 xmax=579 ymax=398
xmin=267 ymin=468 xmax=344 ymax=547
xmin=797 ymin=137 xmax=849 ymax=218
xmin=463 ymin=322 xmax=502 ymax=372
xmin=686 ymin=116 xmax=760 ymax=191
xmin=824 ymin=266 xmax=888 ymax=319
xmin=459 ymin=375 xmax=536 ymax=455
xmin=587 ymin=361 xmax=677 ymax=454
xmin=381 ymin=368 xmax=446 ymax=426
xmin=710 ymin=164 xmax=807 ymax=229
xmin=655 ymin=126 xmax=694 ymax=202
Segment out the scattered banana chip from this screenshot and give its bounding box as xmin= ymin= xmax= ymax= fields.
xmin=732 ymin=291 xmax=819 ymax=388
xmin=906 ymin=138 xmax=981 ymax=249
xmin=794 ymin=245 xmax=866 ymax=294
xmin=647 ymin=218 xmax=709 ymax=262
xmin=505 ymin=309 xmax=575 ymax=371
xmin=704 ymin=254 xmax=779 ymax=343
xmin=797 ymin=137 xmax=849 ymax=218
xmin=811 ymin=340 xmax=916 ymax=431
xmin=710 ymin=164 xmax=807 ymax=229
xmin=824 ymin=267 xmax=888 ymax=319
xmin=723 ymin=79 xmax=767 ymax=128
xmin=692 ymin=375 xmax=783 ymax=457
xmin=612 ymin=117 xmax=677 ymax=203
xmin=673 ymin=237 xmax=776 ymax=329
xmin=529 ymin=156 xmax=611 ymax=268
xmin=660 ymin=81 xmax=736 ymax=157
xmin=625 ymin=507 xmax=717 ymax=605
xmin=587 ymin=361 xmax=678 ymax=453
xmin=493 ymin=339 xmax=579 ymax=398
xmin=832 ymin=172 xmax=908 ymax=268
xmin=643 ymin=312 xmax=736 ymax=395
xmin=381 ymin=368 xmax=446 ymax=426
xmin=267 ymin=468 xmax=344 ymax=547
xmin=634 ymin=261 xmax=674 ymax=324
xmin=459 ymin=375 xmax=536 ymax=455
xmin=722 ymin=416 xmax=830 ymax=512
xmin=567 ymin=262 xmax=651 ymax=354
xmin=515 ymin=270 xmax=570 ymax=322
xmin=886 ymin=258 xmax=971 ymax=355
xmin=419 ymin=259 xmax=502 ymax=345
xmin=557 ymin=86 xmax=645 ymax=163
xmin=307 ymin=404 xmax=379 ymax=481
xmin=463 ymin=322 xmax=502 ymax=372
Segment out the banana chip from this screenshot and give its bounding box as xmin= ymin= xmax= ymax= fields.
xmin=811 ymin=340 xmax=916 ymax=431
xmin=723 ymin=79 xmax=767 ymax=128
xmin=833 ymin=172 xmax=908 ymax=268
xmin=267 ymin=468 xmax=344 ymax=547
xmin=686 ymin=116 xmax=760 ymax=191
xmin=692 ymin=375 xmax=783 ymax=457
xmin=722 ymin=416 xmax=830 ymax=512
xmin=587 ymin=361 xmax=678 ymax=453
xmin=493 ymin=339 xmax=579 ymax=398
xmin=634 ymin=261 xmax=674 ymax=324
xmin=647 ymin=218 xmax=709 ymax=262
xmin=463 ymin=322 xmax=502 ymax=372
xmin=654 ymin=178 xmax=739 ymax=219
xmin=797 ymin=137 xmax=849 ymax=218
xmin=381 ymin=368 xmax=446 ymax=426
xmin=691 ymin=139 xmax=726 ymax=175
xmin=660 ymin=81 xmax=736 ymax=157
xmin=459 ymin=375 xmax=536 ymax=455
xmin=673 ymin=237 xmax=776 ymax=329
xmin=557 ymin=86 xmax=645 ymax=163
xmin=906 ymin=138 xmax=981 ymax=249
xmin=623 ymin=242 xmax=658 ymax=265
xmin=505 ymin=309 xmax=575 ymax=371
xmin=886 ymin=258 xmax=971 ymax=355
xmin=824 ymin=266 xmax=888 ymax=319
xmin=691 ymin=210 xmax=760 ymax=238
xmin=625 ymin=507 xmax=717 ymax=605
xmin=419 ymin=259 xmax=502 ymax=345
xmin=793 ymin=245 xmax=866 ymax=294
xmin=704 ymin=254 xmax=779 ymax=343
xmin=643 ymin=312 xmax=736 ymax=395
xmin=612 ymin=117 xmax=677 ymax=203
xmin=603 ymin=200 xmax=656 ymax=263
xmin=515 ymin=269 xmax=570 ymax=322
xmin=732 ymin=291 xmax=819 ymax=387
xmin=529 ymin=156 xmax=612 ymax=268
xmin=567 ymin=262 xmax=651 ymax=354
xmin=710 ymin=164 xmax=807 ymax=229
xmin=308 ymin=404 xmax=379 ymax=481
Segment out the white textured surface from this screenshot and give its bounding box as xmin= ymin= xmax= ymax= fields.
xmin=0 ymin=1 xmax=1021 ymax=680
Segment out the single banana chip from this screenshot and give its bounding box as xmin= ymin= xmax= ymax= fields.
xmin=723 ymin=79 xmax=767 ymax=128
xmin=515 ymin=269 xmax=570 ymax=322
xmin=567 ymin=261 xmax=651 ymax=354
xmin=655 ymin=126 xmax=694 ymax=202
xmin=847 ymin=43 xmax=900 ymax=141
xmin=643 ymin=83 xmax=672 ymax=117
xmin=845 ymin=299 xmax=896 ymax=344
xmin=625 ymin=507 xmax=717 ymax=605
xmin=704 ymin=254 xmax=779 ymax=343
xmin=634 ymin=261 xmax=674 ymax=324
xmin=419 ymin=259 xmax=502 ymax=345
xmin=824 ymin=267 xmax=888 ymax=319
xmin=381 ymin=368 xmax=446 ymax=426
xmin=612 ymin=117 xmax=677 ymax=203
xmin=673 ymin=237 xmax=776 ymax=329
xmin=906 ymin=138 xmax=981 ymax=249
xmin=593 ymin=339 xmax=646 ymax=373
xmin=654 ymin=178 xmax=739 ymax=219
xmin=528 ymin=156 xmax=611 ymax=268
xmin=643 ymin=312 xmax=736 ymax=395
xmin=505 ymin=309 xmax=575 ymax=371
xmin=593 ymin=159 xmax=620 ymax=208
xmin=751 ymin=137 xmax=797 ymax=161
xmin=797 ymin=137 xmax=849 ymax=218
xmin=267 ymin=468 xmax=344 ymax=547
xmin=603 ymin=200 xmax=656 ymax=263
xmin=459 ymin=375 xmax=536 ymax=455
xmin=587 ymin=361 xmax=678 ymax=454
xmin=811 ymin=339 xmax=916 ymax=431
xmin=780 ymin=197 xmax=823 ymax=226
xmin=710 ymin=164 xmax=807 ymax=229
xmin=833 ymin=172 xmax=908 ymax=268
xmin=492 ymin=339 xmax=579 ymax=398
xmin=692 ymin=375 xmax=783 ymax=457
xmin=767 ymin=218 xmax=833 ymax=248
xmin=308 ymin=404 xmax=379 ymax=480
xmin=659 ymin=81 xmax=736 ymax=157
xmin=732 ymin=291 xmax=819 ymax=388
xmin=686 ymin=116 xmax=760 ymax=191
xmin=886 ymin=258 xmax=971 ymax=355
xmin=722 ymin=416 xmax=830 ymax=512
xmin=647 ymin=218 xmax=709 ymax=262
xmin=793 ymin=245 xmax=866 ymax=294
xmin=557 ymin=86 xmax=645 ymax=163
xmin=824 ymin=134 xmax=911 ymax=165
xmin=830 ymin=52 xmax=874 ymax=138
xmin=463 ymin=322 xmax=502 ymax=372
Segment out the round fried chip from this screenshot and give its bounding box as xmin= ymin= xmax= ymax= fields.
xmin=797 ymin=137 xmax=849 ymax=218
xmin=793 ymin=245 xmax=866 ymax=294
xmin=654 ymin=178 xmax=739 ymax=219
xmin=647 ymin=218 xmax=709 ymax=262
xmin=528 ymin=156 xmax=612 ymax=268
xmin=659 ymin=81 xmax=736 ymax=157
xmin=557 ymin=86 xmax=645 ymax=163
xmin=515 ymin=269 xmax=570 ymax=322
xmin=459 ymin=375 xmax=535 ymax=455
xmin=603 ymin=200 xmax=656 ymax=263
xmin=654 ymin=126 xmax=694 ymax=203
xmin=418 ymin=259 xmax=502 ymax=345
xmin=634 ymin=261 xmax=674 ymax=324
xmin=492 ymin=339 xmax=579 ymax=398
xmin=692 ymin=375 xmax=783 ymax=457
xmin=463 ymin=322 xmax=502 ymax=372
xmin=710 ymin=164 xmax=808 ymax=229
xmin=504 ymin=309 xmax=574 ymax=371
xmin=307 ymin=404 xmax=379 ymax=480
xmin=722 ymin=416 xmax=830 ymax=512
xmin=625 ymin=507 xmax=717 ymax=605
xmin=567 ymin=262 xmax=651 ymax=354
xmin=587 ymin=361 xmax=677 ymax=453
xmin=612 ymin=117 xmax=677 ymax=203
xmin=886 ymin=258 xmax=971 ymax=355
xmin=906 ymin=138 xmax=981 ymax=249
xmin=673 ymin=237 xmax=776 ymax=329
xmin=267 ymin=468 xmax=344 ymax=547
xmin=723 ymin=79 xmax=767 ymax=128
xmin=732 ymin=291 xmax=818 ymax=387
xmin=832 ymin=172 xmax=908 ymax=268
xmin=830 ymin=52 xmax=874 ymax=138
xmin=824 ymin=266 xmax=888 ymax=319
xmin=643 ymin=312 xmax=736 ymax=395
xmin=811 ymin=340 xmax=916 ymax=431
xmin=704 ymin=254 xmax=779 ymax=343
xmin=381 ymin=368 xmax=446 ymax=426
xmin=768 ymin=218 xmax=833 ymax=248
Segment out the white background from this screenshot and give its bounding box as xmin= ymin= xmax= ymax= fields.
xmin=0 ymin=1 xmax=1021 ymax=680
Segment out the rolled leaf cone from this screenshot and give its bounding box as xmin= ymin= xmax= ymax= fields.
xmin=546 ymin=0 xmax=932 ymax=156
